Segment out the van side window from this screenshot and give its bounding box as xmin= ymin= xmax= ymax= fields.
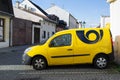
xmin=50 ymin=34 xmax=71 ymax=47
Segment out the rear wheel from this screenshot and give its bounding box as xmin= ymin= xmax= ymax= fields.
xmin=32 ymin=57 xmax=47 ymax=70
xmin=94 ymin=55 xmax=108 ymax=69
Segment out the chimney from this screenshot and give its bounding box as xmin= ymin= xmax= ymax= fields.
xmin=16 ymin=1 xmax=20 ymax=8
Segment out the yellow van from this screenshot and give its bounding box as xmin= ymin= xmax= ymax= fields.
xmin=22 ymin=27 xmax=114 ymax=70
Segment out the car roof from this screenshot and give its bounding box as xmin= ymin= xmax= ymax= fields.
xmin=55 ymin=27 xmax=108 ymax=34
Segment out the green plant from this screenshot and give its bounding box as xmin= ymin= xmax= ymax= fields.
xmin=110 ymin=62 xmax=120 ymax=72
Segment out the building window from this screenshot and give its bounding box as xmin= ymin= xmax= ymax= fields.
xmin=42 ymin=31 xmax=46 ymax=39
xmin=28 ymin=7 xmax=36 ymax=12
xmin=0 ymin=18 xmax=4 ymax=42
xmin=52 ymin=32 xmax=55 ymax=35
xmin=47 ymin=32 xmax=50 ymax=38
xmin=25 ymin=5 xmax=27 ymax=9
xmin=43 ymin=22 xmax=45 ymax=24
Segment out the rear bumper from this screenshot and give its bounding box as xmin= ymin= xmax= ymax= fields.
xmin=108 ymin=52 xmax=114 ymax=62
xmin=108 ymin=46 xmax=114 ymax=62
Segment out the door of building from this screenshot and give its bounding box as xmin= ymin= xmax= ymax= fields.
xmin=34 ymin=27 xmax=40 ymax=43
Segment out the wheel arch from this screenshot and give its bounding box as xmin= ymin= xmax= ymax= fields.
xmin=30 ymin=55 xmax=48 ymax=66
xmin=93 ymin=53 xmax=109 ymax=64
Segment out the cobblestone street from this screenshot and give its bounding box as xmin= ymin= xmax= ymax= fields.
xmin=0 ymin=66 xmax=120 ymax=80
xmin=0 ymin=45 xmax=120 ymax=80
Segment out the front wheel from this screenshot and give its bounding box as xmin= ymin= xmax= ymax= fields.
xmin=93 ymin=55 xmax=108 ymax=69
xmin=32 ymin=57 xmax=47 ymax=70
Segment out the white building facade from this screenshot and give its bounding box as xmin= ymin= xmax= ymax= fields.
xmin=16 ymin=0 xmax=47 ymax=17
xmin=14 ymin=0 xmax=56 ymax=43
xmin=107 ymin=0 xmax=120 ymax=40
xmin=46 ymin=5 xmax=79 ymax=29
xmin=100 ymin=16 xmax=110 ymax=28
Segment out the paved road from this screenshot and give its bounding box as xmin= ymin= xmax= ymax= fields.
xmin=0 ymin=45 xmax=120 ymax=80
xmin=0 ymin=45 xmax=30 ymax=65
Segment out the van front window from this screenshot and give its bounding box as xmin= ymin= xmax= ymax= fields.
xmin=49 ymin=34 xmax=71 ymax=47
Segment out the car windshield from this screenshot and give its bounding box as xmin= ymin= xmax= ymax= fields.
xmin=39 ymin=39 xmax=48 ymax=45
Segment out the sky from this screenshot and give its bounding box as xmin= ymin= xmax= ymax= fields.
xmin=12 ymin=0 xmax=110 ymax=27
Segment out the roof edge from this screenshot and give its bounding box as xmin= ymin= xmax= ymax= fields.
xmin=107 ymin=0 xmax=116 ymax=3
xmin=0 ymin=11 xmax=14 ymax=17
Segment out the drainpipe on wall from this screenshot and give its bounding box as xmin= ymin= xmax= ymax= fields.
xmin=9 ymin=17 xmax=13 ymax=47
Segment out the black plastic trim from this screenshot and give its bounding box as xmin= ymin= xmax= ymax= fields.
xmin=51 ymin=54 xmax=90 ymax=58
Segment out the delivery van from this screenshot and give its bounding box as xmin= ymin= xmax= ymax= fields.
xmin=22 ymin=27 xmax=114 ymax=70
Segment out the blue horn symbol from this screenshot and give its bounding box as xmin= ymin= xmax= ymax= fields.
xmin=76 ymin=30 xmax=103 ymax=44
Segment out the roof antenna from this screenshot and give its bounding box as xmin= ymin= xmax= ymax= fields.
xmin=51 ymin=3 xmax=55 ymax=7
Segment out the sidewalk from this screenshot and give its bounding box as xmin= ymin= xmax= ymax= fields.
xmin=0 ymin=45 xmax=32 ymax=65
xmin=0 ymin=45 xmax=32 ymax=52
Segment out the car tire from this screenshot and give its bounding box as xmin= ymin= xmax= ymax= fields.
xmin=32 ymin=56 xmax=47 ymax=70
xmin=93 ymin=55 xmax=108 ymax=69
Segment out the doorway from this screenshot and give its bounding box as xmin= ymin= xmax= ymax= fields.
xmin=34 ymin=27 xmax=40 ymax=43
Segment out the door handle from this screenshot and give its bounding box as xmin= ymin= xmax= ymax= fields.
xmin=67 ymin=49 xmax=73 ymax=51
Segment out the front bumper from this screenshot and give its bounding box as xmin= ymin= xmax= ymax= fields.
xmin=22 ymin=53 xmax=31 ymax=65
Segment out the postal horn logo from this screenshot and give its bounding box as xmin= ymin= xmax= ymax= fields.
xmin=76 ymin=30 xmax=103 ymax=44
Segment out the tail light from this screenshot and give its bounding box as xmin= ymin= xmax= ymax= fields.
xmin=111 ymin=38 xmax=114 ymax=45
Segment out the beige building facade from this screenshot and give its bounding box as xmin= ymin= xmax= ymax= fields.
xmin=0 ymin=16 xmax=11 ymax=48
xmin=0 ymin=0 xmax=13 ymax=48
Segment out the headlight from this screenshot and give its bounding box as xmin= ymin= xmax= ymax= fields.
xmin=24 ymin=47 xmax=32 ymax=53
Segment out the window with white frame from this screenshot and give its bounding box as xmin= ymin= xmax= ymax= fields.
xmin=42 ymin=31 xmax=46 ymax=39
xmin=0 ymin=18 xmax=4 ymax=42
